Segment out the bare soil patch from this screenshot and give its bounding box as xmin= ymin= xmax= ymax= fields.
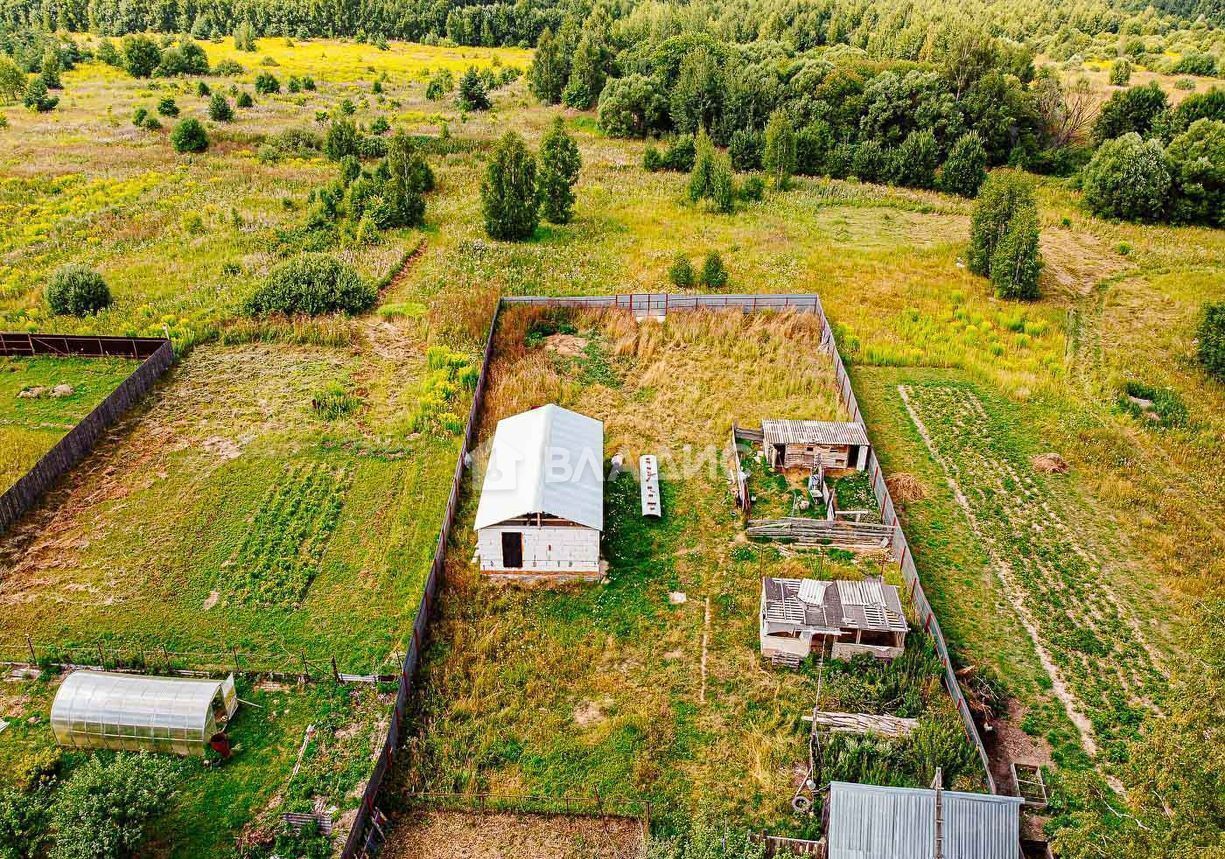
xmin=382 ymin=810 xmax=644 ymax=859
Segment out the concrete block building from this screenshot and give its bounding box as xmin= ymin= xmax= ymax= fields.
xmin=474 ymin=404 xmax=604 ymax=580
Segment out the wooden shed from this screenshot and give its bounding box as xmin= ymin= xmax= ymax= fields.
xmin=474 ymin=404 xmax=604 ymax=580
xmin=761 ymin=420 xmax=870 ymax=471
xmin=760 ymin=577 xmax=909 ymax=665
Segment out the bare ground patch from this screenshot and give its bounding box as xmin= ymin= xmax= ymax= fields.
xmin=1039 ymin=228 xmax=1129 ymax=299
xmin=381 ymin=811 xmax=644 ymax=859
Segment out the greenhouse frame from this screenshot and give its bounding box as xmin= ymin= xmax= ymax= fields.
xmin=50 ymin=670 xmax=238 ymax=756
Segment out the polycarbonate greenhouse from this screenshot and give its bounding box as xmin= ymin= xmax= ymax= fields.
xmin=51 ymin=670 xmax=238 ymax=756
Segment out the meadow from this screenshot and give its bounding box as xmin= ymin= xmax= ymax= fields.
xmin=0 ymin=32 xmax=1218 ymax=856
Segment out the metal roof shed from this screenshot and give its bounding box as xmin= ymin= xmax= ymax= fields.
xmin=51 ymin=670 xmax=238 ymax=757
xmin=826 ymin=781 xmax=1022 ymax=859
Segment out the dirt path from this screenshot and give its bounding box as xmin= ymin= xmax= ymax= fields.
xmin=381 ymin=811 xmax=645 ymax=859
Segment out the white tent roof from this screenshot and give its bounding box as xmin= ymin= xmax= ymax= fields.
xmin=474 ymin=404 xmax=604 ymax=531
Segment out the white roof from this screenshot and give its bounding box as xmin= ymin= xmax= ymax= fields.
xmin=474 ymin=404 xmax=604 ymax=531
xmin=50 ymin=670 xmax=237 ymax=756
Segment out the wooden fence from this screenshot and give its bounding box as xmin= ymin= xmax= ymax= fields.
xmin=746 ymin=517 xmax=896 ymax=550
xmin=343 ymin=291 xmax=998 ymax=857
xmin=0 ymin=334 xmax=173 ymax=536
xmin=756 ymin=833 xmax=824 ymax=857
xmin=809 ymin=294 xmax=997 ymax=792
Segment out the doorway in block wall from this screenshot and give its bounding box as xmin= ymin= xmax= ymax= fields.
xmin=501 ymin=532 xmax=523 ymax=568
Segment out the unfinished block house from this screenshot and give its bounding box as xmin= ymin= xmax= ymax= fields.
xmin=760 ymin=577 xmax=909 ymax=664
xmin=474 ymin=404 xmax=604 ymax=580
xmin=762 ymin=419 xmax=870 ymax=471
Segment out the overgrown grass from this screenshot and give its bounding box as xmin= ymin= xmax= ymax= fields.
xmin=390 ymin=310 xmax=982 ymax=837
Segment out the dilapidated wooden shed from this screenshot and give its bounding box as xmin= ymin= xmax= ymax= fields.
xmin=761 ymin=420 xmax=870 ymax=471
xmin=760 ymin=577 xmax=909 ymax=665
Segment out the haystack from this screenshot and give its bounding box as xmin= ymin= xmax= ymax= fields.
xmin=1032 ymin=453 xmax=1070 ymax=474
xmin=886 ymin=472 xmax=926 ymax=503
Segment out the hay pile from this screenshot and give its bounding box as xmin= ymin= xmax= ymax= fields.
xmin=1032 ymin=453 xmax=1070 ymax=474
xmin=886 ymin=473 xmax=927 ymax=503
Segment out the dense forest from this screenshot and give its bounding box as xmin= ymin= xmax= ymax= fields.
xmin=0 ymin=0 xmax=1221 ymax=63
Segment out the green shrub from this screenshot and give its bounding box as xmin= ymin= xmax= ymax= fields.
xmin=1109 ymin=58 xmax=1132 ymax=86
xmin=40 ymin=46 xmax=61 ymax=89
xmin=384 ymin=131 xmax=431 ymax=228
xmin=892 ymin=129 xmax=939 ymax=189
xmin=851 ymin=140 xmax=886 ymax=182
xmin=45 ymin=264 xmax=111 ymax=316
xmin=245 ymin=254 xmax=375 ymax=317
xmin=196 ymin=80 xmax=210 ymax=96
xmin=254 ymin=71 xmax=280 ymax=94
xmin=700 ymin=251 xmax=728 ymax=288
xmin=597 ymin=73 xmax=668 ymax=138
xmin=312 ymin=382 xmax=361 ymax=419
xmin=236 ymin=90 xmax=253 ymax=108
xmin=121 ymin=34 xmax=161 ymax=78
xmin=208 ymin=92 xmax=234 ymax=122
xmin=1197 ymin=301 xmax=1225 ymax=382
xmin=170 ymin=117 xmax=208 ymax=153
xmin=233 ymin=20 xmax=257 ymax=52
xmin=969 ymin=169 xmax=1036 ymax=276
xmin=50 ymin=754 xmax=180 ymax=859
xmin=989 ymin=204 xmax=1042 ymax=300
xmin=688 ymin=129 xmax=718 ymax=202
xmin=537 ymin=117 xmax=582 ymax=224
xmin=156 ymin=96 xmax=178 ymax=116
xmin=425 ymin=69 xmax=453 ymax=100
xmin=212 ymin=58 xmax=244 ymax=76
xmin=763 ymin=109 xmax=797 ymax=188
xmin=370 ymin=115 xmax=390 ymax=135
xmin=1081 ymin=132 xmax=1171 ymax=222
xmin=1092 ymin=82 xmax=1169 ymax=144
xmin=457 ymin=66 xmax=490 ymax=111
xmin=131 ymin=105 xmax=148 ymax=126
xmin=323 ymin=119 xmax=359 ymax=161
xmin=1165 ymin=119 xmax=1224 ymax=227
xmin=739 ymin=174 xmax=765 ymax=201
xmin=728 ymin=129 xmax=763 ymax=172
xmin=668 ymin=254 xmax=694 ymax=288
xmin=481 ymin=131 xmax=539 ymax=241
xmin=939 ymin=131 xmax=988 ymax=197
xmin=0 ymin=786 xmax=49 ymax=859
xmin=1117 ymin=380 xmax=1189 ymax=428
xmin=23 ymin=78 xmax=58 ymax=112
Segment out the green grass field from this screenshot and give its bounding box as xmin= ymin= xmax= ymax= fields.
xmin=0 ymin=33 xmax=1219 ymax=857
xmin=0 ymin=356 xmax=138 ymax=489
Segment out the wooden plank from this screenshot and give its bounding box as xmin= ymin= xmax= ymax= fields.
xmin=639 ymin=455 xmax=662 ymax=517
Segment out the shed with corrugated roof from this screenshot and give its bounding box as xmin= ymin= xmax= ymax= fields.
xmin=761 ymin=420 xmax=870 ymax=471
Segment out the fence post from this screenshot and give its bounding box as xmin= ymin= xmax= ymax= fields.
xmin=232 ymin=646 xmax=241 ymax=674
xmin=97 ymin=642 xmax=105 ymax=668
xmin=332 ymin=656 xmax=341 ymax=684
xmin=26 ymin=634 xmax=35 ymax=664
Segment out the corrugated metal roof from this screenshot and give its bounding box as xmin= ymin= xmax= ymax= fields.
xmin=762 ymin=420 xmax=870 ymax=447
xmin=762 ymin=577 xmax=909 ymax=634
xmin=474 ymin=404 xmax=604 ymax=531
xmin=827 ymin=782 xmax=1022 ymax=859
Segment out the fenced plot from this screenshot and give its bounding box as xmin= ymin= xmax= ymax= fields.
xmin=358 ymin=299 xmax=986 ymax=858
xmin=899 ymin=381 xmax=1166 ymax=760
xmin=0 ymin=335 xmax=171 ymax=532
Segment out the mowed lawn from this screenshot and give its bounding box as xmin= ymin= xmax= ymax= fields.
xmin=0 ymin=355 xmax=139 ymax=489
